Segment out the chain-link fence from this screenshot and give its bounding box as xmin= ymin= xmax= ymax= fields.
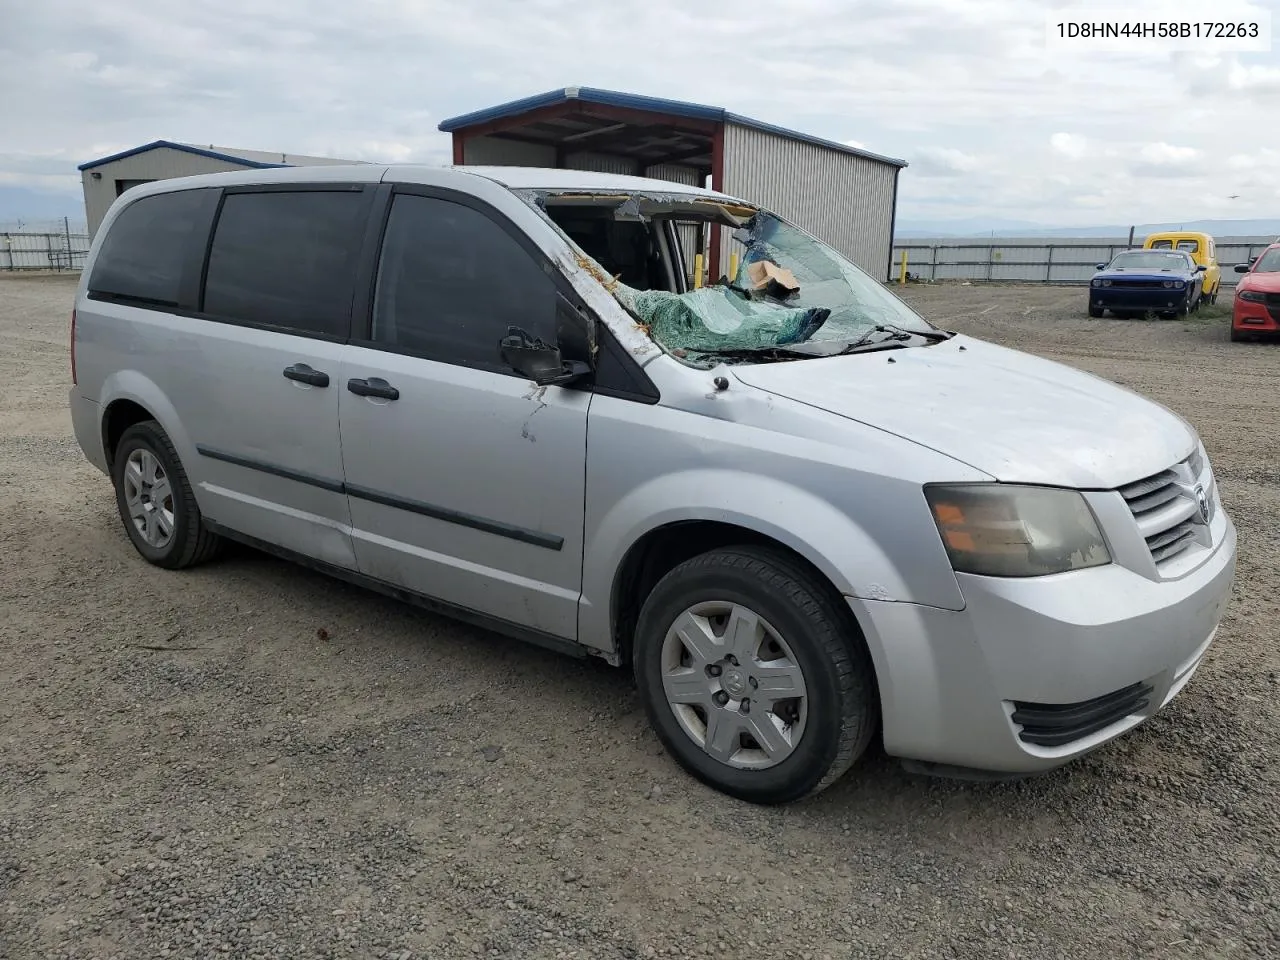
xmin=1 ymin=223 xmax=90 ymax=272
xmin=889 ymin=237 xmax=1278 ymax=287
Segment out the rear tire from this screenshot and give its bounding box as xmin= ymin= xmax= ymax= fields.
xmin=112 ymin=420 xmax=223 ymax=569
xmin=633 ymin=546 xmax=878 ymax=805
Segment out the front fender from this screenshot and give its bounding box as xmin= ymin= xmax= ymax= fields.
xmin=577 ymin=468 xmax=965 ymax=655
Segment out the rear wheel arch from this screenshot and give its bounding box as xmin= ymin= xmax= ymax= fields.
xmin=102 ymin=398 xmax=156 ymax=466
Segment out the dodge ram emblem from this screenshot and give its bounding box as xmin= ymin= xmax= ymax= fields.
xmin=1195 ymin=484 xmax=1211 ymax=524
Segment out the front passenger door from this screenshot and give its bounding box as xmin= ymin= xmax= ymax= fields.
xmin=338 ymin=190 xmax=591 ymax=641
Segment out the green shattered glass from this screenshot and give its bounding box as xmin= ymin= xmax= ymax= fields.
xmin=611 ymin=283 xmax=829 ymax=353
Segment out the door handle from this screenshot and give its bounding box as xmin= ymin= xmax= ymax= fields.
xmin=283 ymin=363 xmax=330 ymax=387
xmin=347 ymin=377 xmax=400 ymax=401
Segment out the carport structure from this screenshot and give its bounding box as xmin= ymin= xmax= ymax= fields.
xmin=439 ymin=86 xmax=906 ymax=281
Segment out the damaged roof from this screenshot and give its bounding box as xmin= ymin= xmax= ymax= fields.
xmin=438 ymin=86 xmax=907 ymax=169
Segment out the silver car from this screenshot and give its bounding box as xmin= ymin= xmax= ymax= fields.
xmin=69 ymin=165 xmax=1237 ymax=804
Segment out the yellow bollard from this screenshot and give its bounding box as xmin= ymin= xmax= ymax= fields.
xmin=728 ymin=252 xmax=739 ymax=283
xmin=693 ymin=252 xmax=704 ymax=289
xmin=899 ymin=250 xmax=908 ymax=285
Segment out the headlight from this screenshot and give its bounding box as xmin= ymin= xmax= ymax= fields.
xmin=1100 ymin=279 xmax=1112 ymax=287
xmin=1238 ymin=290 xmax=1265 ymax=302
xmin=1091 ymin=278 xmax=1102 ymax=287
xmin=925 ymin=484 xmax=1111 ymax=578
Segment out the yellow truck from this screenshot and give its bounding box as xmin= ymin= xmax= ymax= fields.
xmin=1143 ymin=231 xmax=1221 ymax=304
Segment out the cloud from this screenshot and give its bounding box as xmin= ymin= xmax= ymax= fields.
xmin=911 ymin=147 xmax=982 ymax=176
xmin=1 ymin=0 xmax=1278 ymax=226
xmin=1139 ymin=142 xmax=1201 ymax=165
xmin=1227 ymin=61 xmax=1280 ymax=92
xmin=1050 ymin=133 xmax=1089 ymax=160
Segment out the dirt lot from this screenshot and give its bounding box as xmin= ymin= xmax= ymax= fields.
xmin=2 ymin=274 xmax=1278 ymax=960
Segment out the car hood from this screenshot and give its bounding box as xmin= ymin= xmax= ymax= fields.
xmin=1240 ymin=271 xmax=1280 ymax=293
xmin=730 ymin=335 xmax=1195 ymax=489
xmin=1093 ymin=269 xmax=1194 ymax=282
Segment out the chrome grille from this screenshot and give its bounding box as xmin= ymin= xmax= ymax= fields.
xmin=1118 ymin=453 xmax=1210 ymax=570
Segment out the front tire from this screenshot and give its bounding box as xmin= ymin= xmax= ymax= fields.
xmin=1088 ymin=305 xmax=1104 ymax=318
xmin=112 ymin=420 xmax=222 ymax=569
xmin=633 ymin=546 xmax=878 ymax=805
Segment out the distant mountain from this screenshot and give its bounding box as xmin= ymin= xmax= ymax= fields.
xmin=895 ymin=217 xmax=1047 ymax=237
xmin=896 ymin=217 xmax=1280 ymax=240
xmin=0 ymin=186 xmax=84 ymax=230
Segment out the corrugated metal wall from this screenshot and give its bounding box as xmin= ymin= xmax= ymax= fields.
xmin=562 ymin=152 xmax=633 ymax=175
xmin=641 ymin=165 xmax=703 ymax=284
xmin=463 ymin=136 xmax=556 ymax=166
xmin=642 ymin=164 xmax=703 ymax=187
xmin=82 ymin=147 xmax=250 ymax=238
xmin=721 ymin=123 xmax=898 ymax=280
xmin=461 ymin=143 xmax=704 ymax=188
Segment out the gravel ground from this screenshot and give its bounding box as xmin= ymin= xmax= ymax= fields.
xmin=2 ymin=274 xmax=1278 ymax=960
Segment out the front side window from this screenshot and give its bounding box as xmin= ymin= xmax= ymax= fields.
xmin=88 ymin=189 xmax=215 ymax=306
xmin=202 ymin=189 xmax=368 ymax=337
xmin=1253 ymin=248 xmax=1280 ymax=273
xmin=371 ymin=194 xmax=558 ymax=372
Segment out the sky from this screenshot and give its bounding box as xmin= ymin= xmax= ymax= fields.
xmin=2 ymin=0 xmax=1278 ymax=228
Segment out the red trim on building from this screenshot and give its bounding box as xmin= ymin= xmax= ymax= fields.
xmin=708 ymin=124 xmax=725 ymax=281
xmin=452 ymin=134 xmax=465 ymax=165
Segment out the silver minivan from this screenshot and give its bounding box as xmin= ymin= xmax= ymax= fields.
xmin=70 ymin=164 xmax=1237 ymax=804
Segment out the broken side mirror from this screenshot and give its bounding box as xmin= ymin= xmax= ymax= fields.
xmin=499 ymin=326 xmax=591 ymax=387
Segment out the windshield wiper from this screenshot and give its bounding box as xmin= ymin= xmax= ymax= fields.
xmin=875 ymin=322 xmax=953 ymax=343
xmin=835 ymin=323 xmax=952 ymax=355
xmin=686 ymin=345 xmax=815 ymax=363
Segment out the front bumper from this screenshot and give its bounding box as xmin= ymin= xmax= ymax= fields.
xmin=1232 ymin=296 xmax=1280 ymax=332
xmin=852 ymin=511 xmax=1237 ymax=774
xmin=1091 ymin=286 xmax=1193 ymax=311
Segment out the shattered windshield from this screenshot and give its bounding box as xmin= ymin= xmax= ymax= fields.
xmin=529 ymin=191 xmax=942 ymax=365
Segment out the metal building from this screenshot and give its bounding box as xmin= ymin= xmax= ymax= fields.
xmin=78 ymin=141 xmax=362 ymax=239
xmin=439 ymin=86 xmax=907 ymax=281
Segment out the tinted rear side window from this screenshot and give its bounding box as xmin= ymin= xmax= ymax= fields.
xmin=88 ymin=189 xmax=216 ymax=306
xmin=203 ymin=189 xmax=368 ymax=338
xmin=371 ymin=194 xmax=557 ymax=372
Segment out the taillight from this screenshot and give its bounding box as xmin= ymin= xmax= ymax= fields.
xmin=70 ymin=308 xmax=77 ymax=385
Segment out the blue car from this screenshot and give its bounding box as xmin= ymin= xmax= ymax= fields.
xmin=1087 ymin=249 xmax=1206 ymax=319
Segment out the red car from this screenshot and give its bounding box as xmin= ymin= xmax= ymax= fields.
xmin=1231 ymin=242 xmax=1280 ymax=342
